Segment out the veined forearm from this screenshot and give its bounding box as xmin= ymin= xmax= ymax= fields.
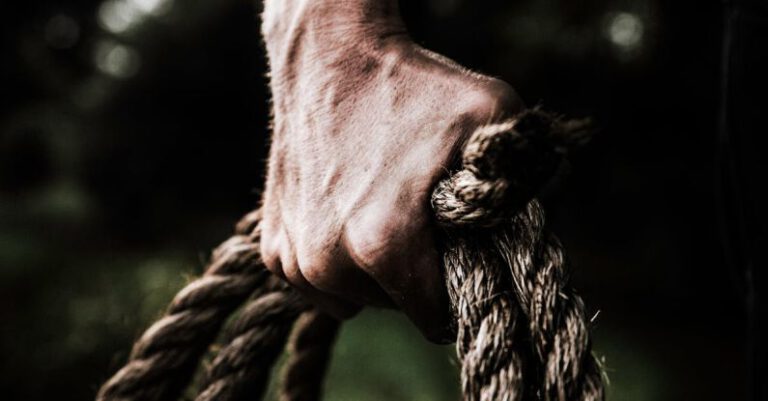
xmin=261 ymin=0 xmax=404 ymax=49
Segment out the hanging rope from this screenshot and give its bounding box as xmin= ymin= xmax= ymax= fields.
xmin=96 ymin=210 xmax=269 ymax=401
xmin=433 ymin=110 xmax=604 ymax=401
xmin=193 ymin=284 xmax=308 ymax=401
xmin=277 ymin=311 xmax=341 ymax=401
xmin=97 ymin=108 xmax=605 ymax=401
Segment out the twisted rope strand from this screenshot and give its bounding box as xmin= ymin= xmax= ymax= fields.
xmin=96 ymin=212 xmax=266 ymax=401
xmin=434 ymin=110 xmax=605 ymax=401
xmin=278 ymin=310 xmax=340 ymax=401
xmin=442 ymin=232 xmax=529 ymax=401
xmin=194 ymin=279 xmax=308 ymax=401
xmin=495 ymin=208 xmax=604 ymax=401
xmin=433 ymin=108 xmax=589 ymax=228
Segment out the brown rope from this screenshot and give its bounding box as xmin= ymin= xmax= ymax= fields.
xmin=96 ymin=210 xmax=268 ymax=401
xmin=278 ymin=311 xmax=340 ymax=401
xmin=194 ymin=278 xmax=308 ymax=401
xmin=440 ymin=230 xmax=530 ymax=401
xmin=496 ymin=219 xmax=605 ymax=401
xmin=97 ymin=108 xmax=605 ymax=401
xmin=433 ymin=110 xmax=605 ymax=401
xmin=192 ymin=291 xmax=339 ymax=401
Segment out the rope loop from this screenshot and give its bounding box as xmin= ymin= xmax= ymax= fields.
xmin=433 ymin=108 xmax=591 ymax=227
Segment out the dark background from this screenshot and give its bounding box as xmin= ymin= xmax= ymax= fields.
xmin=1 ymin=0 xmax=765 ymax=400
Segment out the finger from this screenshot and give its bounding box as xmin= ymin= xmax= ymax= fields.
xmin=286 ymin=262 xmax=362 ymax=320
xmin=260 ymin=221 xmax=287 ymax=280
xmin=280 ymin=236 xmax=361 ymax=320
xmin=385 ymin=229 xmax=452 ymax=343
xmin=296 ymin=243 xmax=395 ymax=308
xmin=347 ymin=221 xmax=452 ymax=344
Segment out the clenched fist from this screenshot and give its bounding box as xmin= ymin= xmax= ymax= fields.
xmin=260 ymin=0 xmax=522 ymax=341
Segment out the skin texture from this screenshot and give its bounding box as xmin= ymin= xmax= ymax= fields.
xmin=260 ymin=0 xmax=522 ymax=341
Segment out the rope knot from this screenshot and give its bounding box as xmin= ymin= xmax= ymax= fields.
xmin=433 ymin=108 xmax=592 ymax=227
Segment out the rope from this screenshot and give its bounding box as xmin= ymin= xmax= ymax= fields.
xmin=496 ymin=223 xmax=605 ymax=401
xmin=97 ymin=108 xmax=605 ymax=401
xmin=278 ymin=311 xmax=340 ymax=401
xmin=194 ymin=278 xmax=308 ymax=401
xmin=96 ymin=210 xmax=268 ymax=401
xmin=440 ymin=230 xmax=529 ymax=401
xmin=433 ymin=109 xmax=605 ymax=401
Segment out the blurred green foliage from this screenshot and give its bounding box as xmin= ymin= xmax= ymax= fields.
xmin=324 ymin=311 xmax=459 ymax=401
xmin=0 ymin=228 xmax=671 ymax=400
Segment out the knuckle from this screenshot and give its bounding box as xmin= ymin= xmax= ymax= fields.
xmin=296 ymin=248 xmax=329 ymax=287
xmin=464 ymin=78 xmax=523 ymax=121
xmin=259 ymin=230 xmax=282 ymax=275
xmin=347 ymin=226 xmax=386 ymax=269
xmin=281 ymin=253 xmax=303 ymax=284
xmin=261 ymin=247 xmax=281 ymax=275
xmin=345 ymin=208 xmax=414 ymax=273
xmin=258 ymin=219 xmax=295 ymax=282
xmin=294 ymin=233 xmax=342 ymax=290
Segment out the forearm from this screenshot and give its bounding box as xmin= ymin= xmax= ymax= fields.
xmin=262 ymin=0 xmax=406 ymax=53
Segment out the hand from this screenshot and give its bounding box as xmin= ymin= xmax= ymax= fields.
xmin=259 ymin=0 xmax=522 ymax=342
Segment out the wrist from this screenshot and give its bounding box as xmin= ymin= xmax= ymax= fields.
xmin=262 ymin=0 xmax=406 ymax=49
